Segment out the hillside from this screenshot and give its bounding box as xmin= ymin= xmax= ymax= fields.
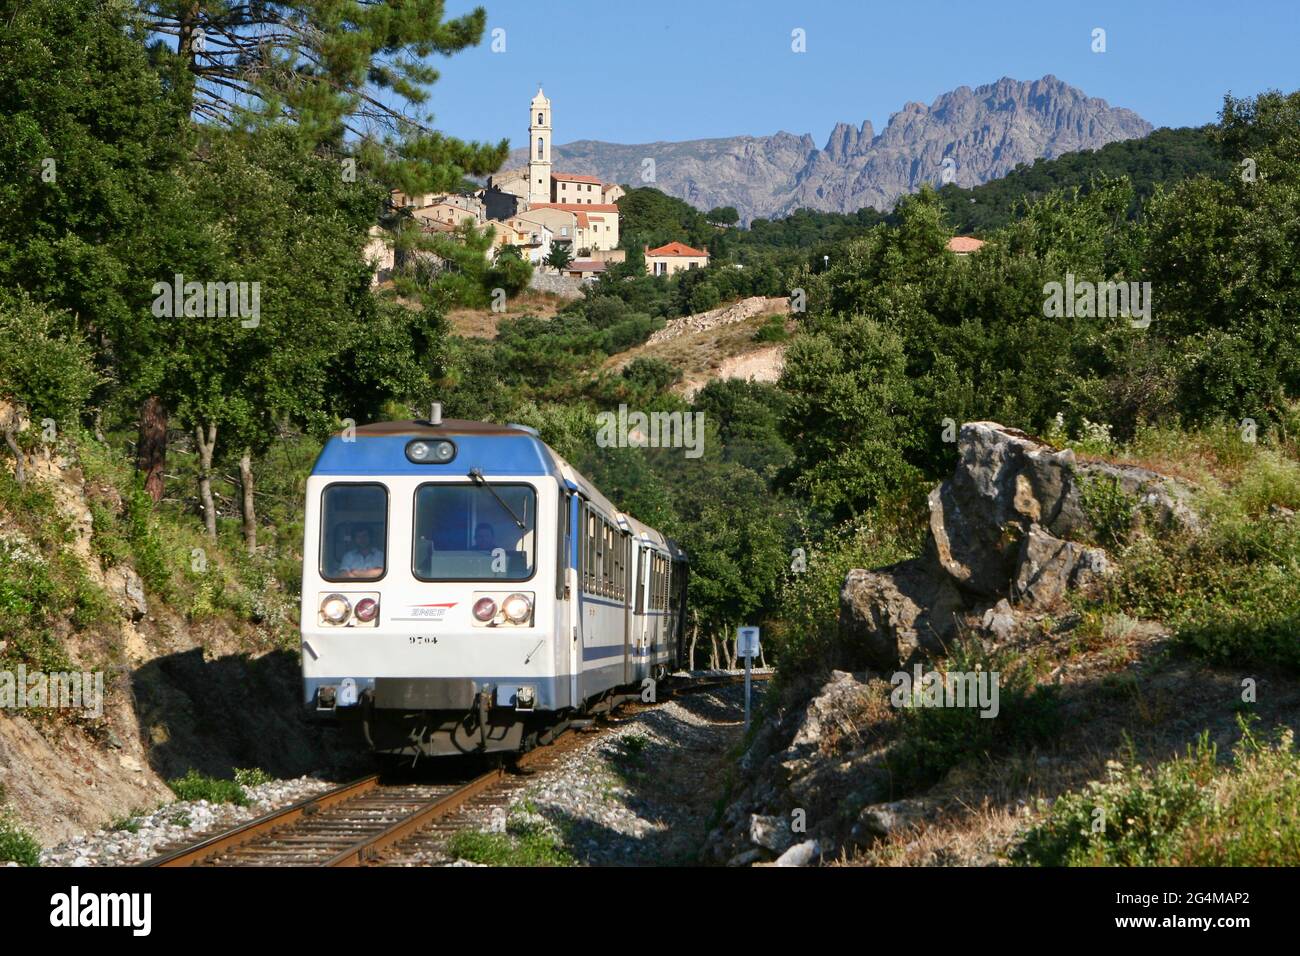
xmin=508 ymin=75 xmax=1152 ymax=222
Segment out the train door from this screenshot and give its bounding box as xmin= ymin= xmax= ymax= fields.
xmin=563 ymin=491 xmax=578 ymax=709
xmin=575 ymin=497 xmax=589 ymax=704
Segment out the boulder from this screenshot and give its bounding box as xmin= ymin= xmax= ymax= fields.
xmin=849 ymin=798 xmax=930 ymax=846
xmin=1012 ymin=526 xmax=1110 ymax=609
xmin=925 ymin=422 xmax=1197 ymax=598
xmin=773 ymin=839 xmax=822 ymax=867
xmin=748 ymin=813 xmax=794 ymax=853
xmin=840 ymin=559 xmax=964 ymax=669
xmin=104 ymin=565 xmax=148 ymax=621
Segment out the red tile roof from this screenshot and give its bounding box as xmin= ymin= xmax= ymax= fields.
xmin=568 ymin=260 xmax=606 ymax=272
xmin=646 ymin=241 xmax=708 ymax=258
xmin=552 ymin=172 xmax=603 ymax=184
xmin=946 ymin=236 xmax=985 ymax=253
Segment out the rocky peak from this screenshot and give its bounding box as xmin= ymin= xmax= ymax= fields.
xmin=513 ymin=75 xmax=1152 ymax=223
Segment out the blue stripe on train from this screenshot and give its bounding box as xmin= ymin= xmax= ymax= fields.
xmin=312 ymin=434 xmax=555 ymax=476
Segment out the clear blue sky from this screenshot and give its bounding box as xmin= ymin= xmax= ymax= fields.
xmin=425 ymin=0 xmax=1300 ymax=149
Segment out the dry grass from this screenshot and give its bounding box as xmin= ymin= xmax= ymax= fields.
xmin=445 ymin=290 xmax=569 ymax=339
xmin=831 ymin=608 xmax=1300 ymax=865
xmin=604 ymin=311 xmax=791 ymax=395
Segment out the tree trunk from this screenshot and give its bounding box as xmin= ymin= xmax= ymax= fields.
xmin=708 ymin=631 xmax=719 ymax=670
xmin=136 ymin=395 xmax=168 ymax=503
xmin=3 ymin=425 xmax=24 ymax=485
xmin=194 ymin=422 xmax=218 ymax=538
xmin=687 ymin=614 xmax=699 ymax=672
xmin=239 ymin=449 xmax=256 ymax=555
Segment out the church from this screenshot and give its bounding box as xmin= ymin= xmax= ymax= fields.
xmin=482 ymin=87 xmax=624 ymax=254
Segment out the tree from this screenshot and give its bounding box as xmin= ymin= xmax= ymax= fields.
xmin=0 ymin=292 xmax=99 ymax=483
xmin=706 ymin=206 xmax=739 ymax=227
xmin=544 ymin=244 xmax=574 ymax=274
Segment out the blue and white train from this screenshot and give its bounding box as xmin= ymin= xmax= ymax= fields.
xmin=300 ymin=413 xmax=688 ymax=756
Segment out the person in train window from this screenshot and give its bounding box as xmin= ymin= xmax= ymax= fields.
xmin=474 ymin=522 xmax=496 ymax=551
xmin=339 ymin=526 xmax=384 ymax=578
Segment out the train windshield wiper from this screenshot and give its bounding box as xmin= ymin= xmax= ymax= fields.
xmin=467 ymin=468 xmax=527 ymax=531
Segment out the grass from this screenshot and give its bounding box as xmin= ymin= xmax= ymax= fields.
xmin=885 ymin=640 xmax=1063 ymax=794
xmin=446 ymin=813 xmax=574 ymax=866
xmin=0 ymin=811 xmax=41 ymax=866
xmin=1076 ymin=427 xmax=1300 ymax=674
xmin=1012 ymin=717 xmax=1300 ymax=866
xmin=234 ymin=767 xmax=272 ymax=788
xmin=166 ymin=769 xmax=250 ymax=807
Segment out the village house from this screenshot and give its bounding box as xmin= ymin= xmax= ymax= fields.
xmin=375 ymin=87 xmax=626 ymax=279
xmin=946 ymin=236 xmax=985 ymax=256
xmin=644 ymin=241 xmax=709 ymax=276
xmin=482 ymin=87 xmax=623 ymax=254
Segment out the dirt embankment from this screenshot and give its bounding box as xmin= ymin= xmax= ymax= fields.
xmin=607 ymin=296 xmax=792 ymax=398
xmin=0 ymin=443 xmax=356 ymax=847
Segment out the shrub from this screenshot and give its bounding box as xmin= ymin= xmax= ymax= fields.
xmin=0 ymin=812 xmax=41 ymax=866
xmin=167 ymin=770 xmax=249 ymax=806
xmin=886 ymin=641 xmax=1063 ymax=793
xmin=1013 ymin=719 xmax=1300 ymax=866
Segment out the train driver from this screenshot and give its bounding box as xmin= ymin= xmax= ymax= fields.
xmin=339 ymin=525 xmax=384 ymax=578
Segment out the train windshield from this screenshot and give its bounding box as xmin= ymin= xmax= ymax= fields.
xmin=413 ymin=482 xmax=536 ymax=581
xmin=320 ymin=483 xmax=388 ymax=581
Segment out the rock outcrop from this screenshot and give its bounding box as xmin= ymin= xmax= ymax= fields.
xmin=841 ymin=421 xmax=1197 ymax=669
xmin=704 ymin=421 xmax=1203 ymax=865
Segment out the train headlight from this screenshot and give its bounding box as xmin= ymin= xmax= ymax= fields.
xmin=354 ymin=597 xmax=379 ymax=623
xmin=320 ymin=593 xmax=351 ymax=625
xmin=406 ymin=438 xmax=456 ymax=464
xmin=472 ymin=597 xmax=498 ymax=622
xmin=502 ymin=593 xmax=533 ymax=624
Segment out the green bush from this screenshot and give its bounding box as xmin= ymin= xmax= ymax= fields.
xmin=0 ymin=813 xmax=41 ymax=866
xmin=446 ymin=815 xmax=573 ymax=867
xmin=886 ymin=641 xmax=1063 ymax=793
xmin=1013 ymin=719 xmax=1300 ymax=866
xmin=167 ymin=770 xmax=249 ymax=807
xmin=0 ymin=291 xmax=98 ymax=425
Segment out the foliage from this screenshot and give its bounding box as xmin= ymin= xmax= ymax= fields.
xmin=446 ymin=814 xmax=574 ymax=866
xmin=1013 ymin=718 xmax=1300 ymax=866
xmin=0 ymin=811 xmax=41 ymax=866
xmin=167 ymin=769 xmax=250 ymax=807
xmin=886 ymin=641 xmax=1063 ymax=793
xmin=0 ymin=293 xmax=99 ymax=425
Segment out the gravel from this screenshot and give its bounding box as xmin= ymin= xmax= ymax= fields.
xmin=440 ymin=681 xmax=762 ymax=866
xmin=37 ymin=776 xmax=334 ymax=867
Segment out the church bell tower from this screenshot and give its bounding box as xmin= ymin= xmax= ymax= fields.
xmin=528 ymin=86 xmax=552 ymax=205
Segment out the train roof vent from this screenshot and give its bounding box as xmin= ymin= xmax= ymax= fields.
xmin=506 ymin=422 xmax=540 ymax=437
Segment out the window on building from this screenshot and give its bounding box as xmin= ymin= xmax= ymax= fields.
xmin=537 ymin=112 xmax=543 ymax=125
xmin=536 ymin=137 xmax=544 ymax=159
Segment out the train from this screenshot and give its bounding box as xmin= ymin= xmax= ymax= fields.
xmin=300 ymin=410 xmax=688 ymax=757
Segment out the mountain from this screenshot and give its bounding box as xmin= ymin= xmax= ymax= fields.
xmin=504 ymin=76 xmax=1153 ymax=223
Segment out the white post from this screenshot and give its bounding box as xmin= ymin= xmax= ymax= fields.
xmin=737 ymin=626 xmax=760 ymax=733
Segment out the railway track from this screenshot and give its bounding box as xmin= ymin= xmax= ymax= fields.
xmin=142 ymin=671 xmax=769 ymax=867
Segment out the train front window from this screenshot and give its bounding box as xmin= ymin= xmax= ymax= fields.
xmin=413 ymin=483 xmax=536 ymax=581
xmin=320 ymin=483 xmax=388 ymax=581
